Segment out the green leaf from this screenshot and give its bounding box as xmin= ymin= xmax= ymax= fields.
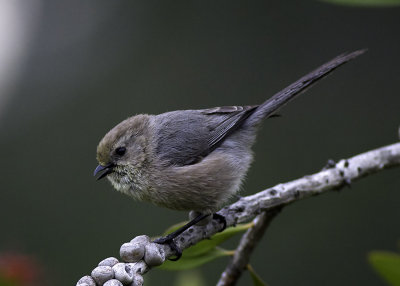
xmin=183 ymin=222 xmax=253 ymax=258
xmin=247 ymin=264 xmax=268 ymax=286
xmin=159 ymin=221 xmax=252 ymax=270
xmin=162 ymin=221 xmax=189 ymax=236
xmin=160 ymin=247 xmax=232 ymax=271
xmin=320 ymin=0 xmax=400 ymax=7
xmin=368 ymin=251 xmax=400 ymax=286
xmin=174 ymin=270 xmax=206 ymax=286
xmin=159 ymin=221 xmax=252 ymax=258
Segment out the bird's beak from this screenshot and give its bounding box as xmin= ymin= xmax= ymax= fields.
xmin=94 ymin=163 xmax=114 ymax=180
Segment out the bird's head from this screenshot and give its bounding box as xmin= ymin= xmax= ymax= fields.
xmin=94 ymin=115 xmax=151 ymax=189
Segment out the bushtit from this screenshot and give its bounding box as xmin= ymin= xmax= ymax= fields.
xmin=94 ymin=50 xmax=365 ymax=256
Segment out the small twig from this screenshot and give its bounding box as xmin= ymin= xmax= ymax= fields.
xmin=217 ymin=208 xmax=280 ymax=286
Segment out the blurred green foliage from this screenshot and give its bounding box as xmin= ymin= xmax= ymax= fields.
xmin=160 ymin=220 xmax=271 ymax=286
xmin=173 ymin=270 xmax=206 ymax=286
xmin=369 ymin=250 xmax=400 ymax=286
xmin=248 ymin=264 xmax=268 ymax=286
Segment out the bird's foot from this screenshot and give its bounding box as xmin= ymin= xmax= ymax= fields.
xmin=212 ymin=213 xmax=227 ymax=232
xmin=154 ymin=235 xmax=182 ymax=261
xmin=153 ymin=213 xmax=210 ymax=261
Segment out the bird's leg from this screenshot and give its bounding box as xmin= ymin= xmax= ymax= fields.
xmin=212 ymin=213 xmax=227 ymax=231
xmin=154 ymin=213 xmax=210 ymax=260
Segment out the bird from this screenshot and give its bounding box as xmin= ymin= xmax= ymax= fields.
xmin=94 ymin=49 xmax=365 ymax=258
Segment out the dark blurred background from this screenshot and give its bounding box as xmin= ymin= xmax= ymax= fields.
xmin=0 ymin=1 xmax=399 ymax=285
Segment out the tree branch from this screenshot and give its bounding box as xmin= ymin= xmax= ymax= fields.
xmin=217 ymin=208 xmax=280 ymax=286
xmin=77 ymin=142 xmax=400 ymax=286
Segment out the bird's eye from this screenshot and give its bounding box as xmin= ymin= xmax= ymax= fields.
xmin=115 ymin=146 xmax=126 ymax=156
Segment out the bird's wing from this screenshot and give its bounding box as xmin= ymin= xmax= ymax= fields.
xmin=154 ymin=106 xmax=258 ymax=166
xmin=200 ymin=105 xmax=258 ymax=153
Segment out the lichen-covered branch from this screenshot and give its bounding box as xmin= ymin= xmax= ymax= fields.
xmin=77 ymin=142 xmax=400 ymax=286
xmin=220 ymin=142 xmax=400 ymax=226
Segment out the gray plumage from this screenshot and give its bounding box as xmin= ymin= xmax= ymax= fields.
xmin=95 ymin=50 xmax=365 ymax=214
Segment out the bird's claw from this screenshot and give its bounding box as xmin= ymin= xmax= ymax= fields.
xmin=213 ymin=213 xmax=227 ymax=232
xmin=154 ymin=236 xmax=182 ymax=261
xmin=153 ymin=213 xmax=226 ymax=260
